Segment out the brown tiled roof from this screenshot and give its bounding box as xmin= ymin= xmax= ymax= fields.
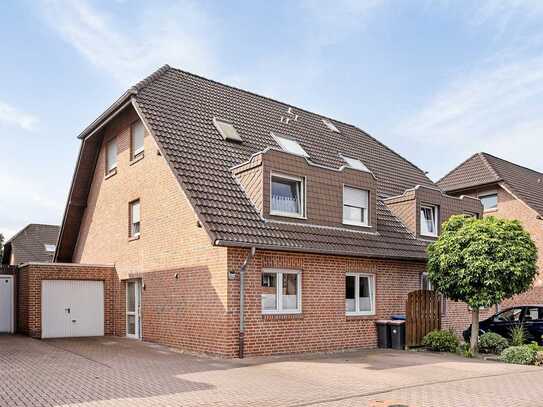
xmin=2 ymin=224 xmax=60 ymax=265
xmin=59 ymin=65 xmax=440 ymax=261
xmin=438 ymin=152 xmax=543 ymax=216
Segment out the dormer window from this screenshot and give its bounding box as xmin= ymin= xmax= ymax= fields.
xmin=343 ymin=186 xmax=369 ymax=226
xmin=270 ymin=173 xmax=305 ymax=218
xmin=272 ymin=134 xmax=309 ymax=157
xmin=420 ymin=205 xmax=438 ymax=237
xmin=130 ymin=121 xmax=145 ymax=160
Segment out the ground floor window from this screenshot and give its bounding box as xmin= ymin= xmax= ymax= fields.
xmin=345 ymin=273 xmax=375 ymax=315
xmin=261 ymin=269 xmax=301 ymax=314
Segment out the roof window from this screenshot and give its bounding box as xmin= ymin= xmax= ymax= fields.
xmin=213 ymin=117 xmax=242 ymax=142
xmin=322 ymin=119 xmax=340 ymax=133
xmin=272 ymin=134 xmax=309 ymax=157
xmin=341 ymin=155 xmax=370 ymax=172
xmin=44 ymin=244 xmax=56 ymax=252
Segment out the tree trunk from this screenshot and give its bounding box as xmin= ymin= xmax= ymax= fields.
xmin=470 ymin=308 xmax=480 ymax=353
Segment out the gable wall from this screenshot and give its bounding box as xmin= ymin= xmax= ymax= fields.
xmin=72 ymin=106 xmax=231 ymax=354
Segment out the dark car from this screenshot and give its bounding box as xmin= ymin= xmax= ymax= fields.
xmin=463 ymin=305 xmax=543 ymax=345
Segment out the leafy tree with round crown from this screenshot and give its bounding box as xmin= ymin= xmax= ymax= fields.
xmin=427 ymin=215 xmax=538 ymax=352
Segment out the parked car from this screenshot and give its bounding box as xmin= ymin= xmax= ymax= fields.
xmin=463 ymin=305 xmax=543 ymax=345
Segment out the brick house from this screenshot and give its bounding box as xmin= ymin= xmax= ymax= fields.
xmin=2 ymin=224 xmax=60 ymax=265
xmin=48 ymin=65 xmax=481 ymax=357
xmin=438 ymin=152 xmax=543 ymax=332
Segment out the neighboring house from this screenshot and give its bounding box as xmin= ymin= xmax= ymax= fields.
xmin=2 ymin=224 xmax=60 ymax=265
xmin=438 ymin=152 xmax=543 ymax=331
xmin=53 ymin=65 xmax=480 ymax=356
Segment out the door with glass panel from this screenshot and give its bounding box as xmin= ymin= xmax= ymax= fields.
xmin=126 ymin=280 xmax=141 ymax=339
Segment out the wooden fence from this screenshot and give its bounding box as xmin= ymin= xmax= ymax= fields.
xmin=406 ymin=289 xmax=441 ymax=347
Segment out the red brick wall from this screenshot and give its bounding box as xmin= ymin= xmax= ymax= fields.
xmin=17 ymin=263 xmax=117 ymax=338
xmin=227 ymin=248 xmax=426 ymax=356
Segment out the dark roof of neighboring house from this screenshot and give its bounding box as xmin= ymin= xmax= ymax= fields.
xmin=438 ymin=152 xmax=543 ymax=216
xmin=2 ymin=224 xmax=60 ymax=265
xmin=58 ymin=65 xmax=439 ymax=261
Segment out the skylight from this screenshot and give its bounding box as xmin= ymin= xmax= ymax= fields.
xmin=322 ymin=119 xmax=340 ymax=133
xmin=341 ymin=155 xmax=370 ymax=172
xmin=44 ymin=244 xmax=56 ymax=252
xmin=272 ymin=134 xmax=309 ymax=157
xmin=212 ymin=117 xmax=242 ymax=142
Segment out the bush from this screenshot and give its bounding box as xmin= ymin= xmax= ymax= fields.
xmin=510 ymin=325 xmax=528 ymax=346
xmin=479 ymin=332 xmax=509 ymax=354
xmin=422 ymin=330 xmax=459 ymax=352
xmin=498 ymin=343 xmax=539 ymax=365
xmin=535 ymin=351 xmax=543 ymax=367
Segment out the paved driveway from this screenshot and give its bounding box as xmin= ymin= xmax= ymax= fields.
xmin=1 ymin=335 xmax=542 ymax=407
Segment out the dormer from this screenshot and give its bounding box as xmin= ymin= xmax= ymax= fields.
xmin=232 ymin=147 xmax=378 ymax=232
xmin=384 ymin=185 xmax=483 ymax=240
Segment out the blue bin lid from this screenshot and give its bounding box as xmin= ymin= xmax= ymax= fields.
xmin=391 ymin=314 xmax=406 ymax=320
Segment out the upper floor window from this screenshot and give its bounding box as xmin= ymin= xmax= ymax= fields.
xmin=343 ymin=186 xmax=369 ymax=226
xmin=421 ymin=272 xmax=433 ymax=290
xmin=479 ymin=193 xmax=497 ymax=211
xmin=106 ymin=139 xmax=117 ymax=175
xmin=420 ymin=205 xmax=438 ymax=237
xmin=130 ymin=121 xmax=145 ymax=160
xmin=270 ymin=173 xmax=304 ymax=218
xmin=261 ymin=269 xmax=301 ymax=314
xmin=345 ymin=273 xmax=375 ymax=315
xmin=129 ymin=200 xmax=141 ymax=238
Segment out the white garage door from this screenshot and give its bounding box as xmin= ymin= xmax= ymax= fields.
xmin=42 ymin=280 xmax=104 ymax=338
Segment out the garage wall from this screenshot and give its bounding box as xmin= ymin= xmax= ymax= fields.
xmin=17 ymin=263 xmax=117 ymax=338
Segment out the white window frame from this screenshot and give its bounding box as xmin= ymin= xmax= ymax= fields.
xmin=261 ymin=269 xmax=302 ymax=315
xmin=420 ymin=204 xmax=438 ymax=237
xmin=105 ymin=138 xmax=118 ymax=174
xmin=272 ymin=134 xmax=309 ymax=157
xmin=130 ymin=121 xmax=145 ymax=160
xmin=130 ymin=200 xmax=141 ymax=238
xmin=345 ymin=273 xmax=375 ymax=316
xmin=342 ymin=185 xmax=370 ymax=227
xmin=421 ymin=272 xmax=433 ymax=290
xmin=44 ymin=244 xmax=56 ymax=253
xmin=270 ymin=172 xmax=306 ymax=219
xmin=478 ymin=192 xmax=498 ymax=211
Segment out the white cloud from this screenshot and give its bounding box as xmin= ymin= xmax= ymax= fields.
xmin=400 ymin=52 xmax=543 ymax=178
xmin=40 ymin=0 xmax=217 ymax=86
xmin=0 ymin=101 xmax=38 ymax=130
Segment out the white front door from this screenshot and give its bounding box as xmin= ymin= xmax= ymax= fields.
xmin=126 ymin=280 xmax=141 ymax=339
xmin=41 ymin=280 xmax=104 ymax=338
xmin=0 ymin=276 xmax=14 ymax=333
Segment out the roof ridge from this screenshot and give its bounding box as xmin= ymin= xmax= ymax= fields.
xmin=166 ymin=65 xmax=358 ymax=130
xmin=131 ymin=64 xmax=171 ymax=93
xmin=437 ymin=152 xmax=479 ymax=185
xmin=481 ymin=152 xmax=543 ymax=178
xmin=478 ymin=152 xmax=504 ymax=181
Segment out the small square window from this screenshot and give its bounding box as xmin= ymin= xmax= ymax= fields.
xmin=270 ymin=173 xmax=304 ymax=218
xmin=131 ymin=121 xmax=145 ymax=160
xmin=44 ymin=244 xmax=56 ymax=252
xmin=420 ymin=205 xmax=438 ymax=237
xmin=479 ymin=193 xmax=498 ymax=211
xmin=341 ymin=155 xmax=370 ymax=172
xmin=106 ymin=139 xmax=117 ymax=174
xmin=343 ymin=186 xmax=369 ymax=226
xmin=129 ymin=200 xmax=141 ymax=238
xmin=261 ymin=269 xmax=301 ymax=314
xmin=345 ymin=273 xmax=375 ymax=315
xmin=213 ymin=117 xmax=242 ymax=142
xmin=272 ymin=134 xmax=309 ymax=157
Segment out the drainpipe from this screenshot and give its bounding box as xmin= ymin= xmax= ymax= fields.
xmin=239 ymin=247 xmax=256 ymax=358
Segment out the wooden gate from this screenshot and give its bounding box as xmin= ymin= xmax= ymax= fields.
xmin=406 ymin=289 xmax=441 ymax=347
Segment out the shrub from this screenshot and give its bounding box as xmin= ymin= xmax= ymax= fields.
xmin=422 ymin=330 xmax=459 ymax=352
xmin=510 ymin=325 xmax=528 ymax=346
xmin=498 ymin=343 xmax=539 ymax=365
xmin=479 ymin=332 xmax=509 ymax=354
xmin=535 ymin=351 xmax=543 ymax=367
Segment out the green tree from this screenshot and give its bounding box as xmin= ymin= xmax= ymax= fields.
xmin=427 ymin=215 xmax=538 ymax=352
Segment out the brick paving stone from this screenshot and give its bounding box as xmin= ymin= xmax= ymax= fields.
xmin=1 ymin=335 xmax=542 ymax=407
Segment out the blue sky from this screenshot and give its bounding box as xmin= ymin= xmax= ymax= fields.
xmin=1 ymin=0 xmax=543 ymax=239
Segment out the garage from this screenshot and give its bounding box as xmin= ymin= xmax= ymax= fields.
xmin=41 ymin=280 xmax=104 ymax=338
xmin=0 ymin=275 xmax=14 ymax=333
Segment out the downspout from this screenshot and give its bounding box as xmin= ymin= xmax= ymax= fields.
xmin=239 ymin=246 xmax=256 ymax=358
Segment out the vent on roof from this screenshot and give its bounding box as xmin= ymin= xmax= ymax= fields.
xmin=322 ymin=119 xmax=340 ymax=133
xmin=212 ymin=117 xmax=242 ymax=142
xmin=272 ymin=133 xmax=309 ymax=157
xmin=341 ymin=155 xmax=370 ymax=172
